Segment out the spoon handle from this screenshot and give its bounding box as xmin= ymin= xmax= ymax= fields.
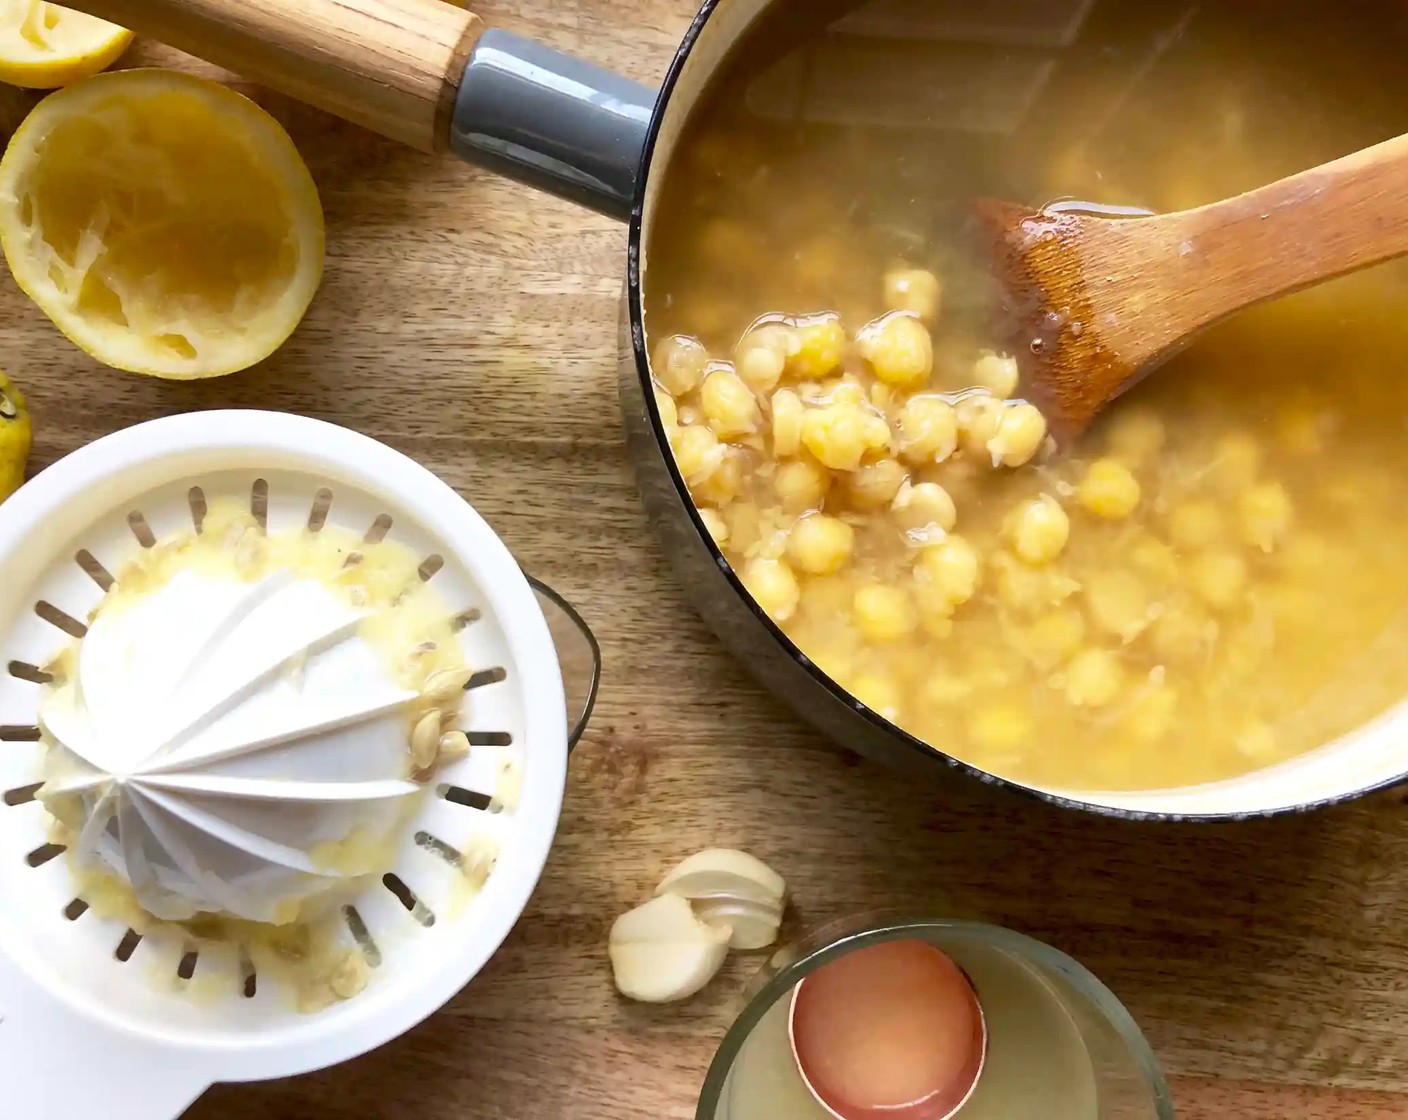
xmin=1169 ymin=131 xmax=1408 ymax=319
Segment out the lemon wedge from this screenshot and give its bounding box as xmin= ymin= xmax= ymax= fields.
xmin=0 ymin=368 xmax=30 ymax=500
xmin=0 ymin=1 xmax=131 ymax=89
xmin=0 ymin=69 xmax=324 ymax=378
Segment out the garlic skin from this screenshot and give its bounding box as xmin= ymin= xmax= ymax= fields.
xmin=655 ymin=848 xmax=787 ymax=950
xmin=608 ymin=893 xmax=732 ymax=1003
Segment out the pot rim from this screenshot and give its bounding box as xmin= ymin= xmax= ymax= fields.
xmin=623 ymin=0 xmax=1407 ymax=824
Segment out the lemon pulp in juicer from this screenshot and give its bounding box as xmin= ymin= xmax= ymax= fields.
xmin=35 ymin=497 xmax=485 ymax=1010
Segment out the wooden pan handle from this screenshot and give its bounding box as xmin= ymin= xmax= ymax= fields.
xmin=65 ymin=0 xmax=484 ymax=152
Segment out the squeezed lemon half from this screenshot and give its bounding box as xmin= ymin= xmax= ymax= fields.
xmin=0 ymin=1 xmax=130 ymax=89
xmin=0 ymin=69 xmax=325 ymax=378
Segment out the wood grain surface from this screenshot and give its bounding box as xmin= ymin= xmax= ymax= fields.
xmin=3 ymin=4 xmax=1407 ymax=1118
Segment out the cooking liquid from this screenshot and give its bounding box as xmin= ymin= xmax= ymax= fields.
xmin=646 ymin=0 xmax=1408 ymax=790
xmin=723 ymin=935 xmax=1108 ymax=1119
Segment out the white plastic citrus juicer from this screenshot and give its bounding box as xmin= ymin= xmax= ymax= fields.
xmin=0 ymin=410 xmax=595 ymax=1119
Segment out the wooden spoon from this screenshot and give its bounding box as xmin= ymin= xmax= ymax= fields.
xmin=980 ymin=132 xmax=1408 ymax=441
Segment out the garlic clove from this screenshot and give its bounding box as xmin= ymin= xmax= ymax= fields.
xmin=610 ymin=938 xmax=732 ymax=1004
xmin=693 ymin=895 xmax=783 ymax=950
xmin=655 ymin=848 xmax=786 ymax=909
xmin=609 ymin=893 xmax=732 ymax=1003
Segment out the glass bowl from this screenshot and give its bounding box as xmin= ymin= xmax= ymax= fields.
xmin=696 ymin=914 xmax=1175 ymax=1120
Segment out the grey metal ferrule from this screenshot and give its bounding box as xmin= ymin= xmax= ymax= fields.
xmin=451 ymin=30 xmax=658 ymax=221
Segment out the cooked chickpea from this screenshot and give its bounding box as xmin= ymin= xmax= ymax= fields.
xmin=653 ymin=334 xmax=710 ymax=396
xmin=670 ymin=423 xmax=725 ymax=487
xmin=860 ymin=312 xmax=933 ymax=388
xmin=771 ymin=388 xmax=803 ymax=457
xmin=1078 ymin=459 xmax=1141 ymax=519
xmin=846 ymin=458 xmax=908 ymax=509
xmin=1209 ymin=430 xmax=1261 ymax=492
xmin=742 ymin=557 xmax=801 ymax=622
xmin=1191 ymin=551 xmax=1247 ymax=609
xmin=700 ymin=364 xmax=761 ymax=440
xmin=735 ymin=342 xmax=786 ymax=395
xmin=789 ymin=314 xmax=847 ymax=379
xmin=918 ymin=603 xmax=956 ymax=640
xmin=1149 ymin=600 xmax=1213 ymax=663
xmin=724 ymin=503 xmax=762 ymax=555
xmin=970 ymin=352 xmax=1020 ymax=399
xmin=1166 ymin=500 xmax=1225 ymax=552
xmin=807 ymin=642 xmax=858 ymax=685
xmin=993 ymin=552 xmax=1080 ymax=613
xmin=882 ymin=267 xmax=942 ymax=322
xmin=1006 ymin=494 xmax=1069 ymax=565
xmin=801 ymin=575 xmax=854 ymax=620
xmin=850 ymin=672 xmax=902 ymax=721
xmin=917 ymin=535 xmax=980 ymax=606
xmin=1023 ymin=608 xmax=1087 ymax=670
xmin=787 ymin=513 xmax=855 ymax=575
xmin=696 ymin=216 xmax=753 ymax=267
xmin=736 ymin=324 xmax=798 ymax=394
xmin=774 ymin=457 xmax=830 ymax=513
xmin=801 ymin=403 xmax=890 ymax=471
xmin=968 ymin=707 xmax=1032 ymax=754
xmin=922 ymin=672 xmax=975 ymax=707
xmin=854 ymin=583 xmax=916 ymax=644
xmin=1274 ymin=403 xmax=1327 ymax=455
xmin=1234 ymin=718 xmax=1276 ymax=759
xmin=988 ymin=402 xmax=1048 ymax=467
xmin=692 ymin=449 xmax=743 ymax=507
xmin=1128 ymin=535 xmax=1180 ymax=584
xmin=1239 ymin=481 xmax=1292 ymax=553
xmin=1103 ymin=407 xmax=1165 ymax=463
xmin=651 ymin=391 xmax=679 ymax=435
xmin=1122 ymin=681 xmax=1178 ymax=742
xmin=897 ymin=396 xmax=958 ymax=465
xmin=1064 ymin=648 xmax=1125 ymax=707
xmin=892 ymin=480 xmax=957 ymax=540
xmin=1083 ymin=570 xmax=1152 ymax=642
xmin=698 ymin=508 xmax=728 ymax=545
xmin=956 ymin=394 xmax=1004 ymax=455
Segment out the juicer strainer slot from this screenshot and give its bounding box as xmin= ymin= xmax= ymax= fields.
xmin=33 ymin=601 xmax=84 ymax=638
xmin=4 ymin=782 xmax=41 ymax=804
xmin=381 ymin=872 xmax=435 ymax=927
xmin=114 ymin=928 xmax=141 ymax=962
xmin=342 ymin=904 xmax=381 ymax=966
xmin=467 ymin=667 xmax=507 ymax=690
xmin=127 ymin=510 xmax=156 ymax=548
xmin=439 ymin=784 xmax=494 ymax=812
xmin=190 ymin=486 xmax=209 ymax=532
xmin=414 ymin=830 xmax=464 ymax=867
xmin=8 ymin=661 xmax=51 ymax=684
xmin=74 ymin=551 xmax=114 ymax=591
xmin=63 ymin=897 xmax=88 ymax=921
xmin=26 ymin=842 xmax=63 ymax=867
xmin=250 ymin=479 xmax=269 ymax=529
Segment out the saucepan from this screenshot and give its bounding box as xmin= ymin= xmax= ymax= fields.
xmin=67 ymin=0 xmax=1408 ymax=821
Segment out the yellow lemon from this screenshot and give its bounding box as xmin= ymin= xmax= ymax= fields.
xmin=0 ymin=2 xmax=131 ymax=89
xmin=0 ymin=369 xmax=31 ymax=500
xmin=0 ymin=69 xmax=324 ymax=378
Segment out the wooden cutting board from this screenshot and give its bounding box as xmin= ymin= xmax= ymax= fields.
xmin=2 ymin=2 xmax=1406 ymax=1117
